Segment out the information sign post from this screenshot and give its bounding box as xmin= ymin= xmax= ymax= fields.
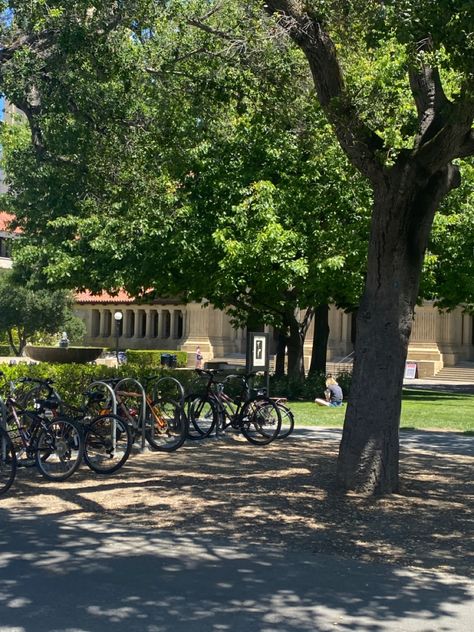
xmin=246 ymin=332 xmax=270 ymax=395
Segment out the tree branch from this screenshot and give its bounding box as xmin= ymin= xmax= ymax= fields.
xmin=263 ymin=1 xmax=384 ymax=184
xmin=414 ymin=100 xmax=474 ymax=170
xmin=408 ymin=38 xmax=452 ymax=150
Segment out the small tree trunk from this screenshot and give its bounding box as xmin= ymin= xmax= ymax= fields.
xmin=18 ymin=333 xmax=27 ymax=355
xmin=287 ymin=315 xmax=305 ymax=379
xmin=274 ymin=328 xmax=287 ymax=377
xmin=7 ymin=329 xmax=20 ymax=356
xmin=309 ymin=303 xmax=330 ymax=374
xmin=337 ymin=166 xmax=458 ymax=494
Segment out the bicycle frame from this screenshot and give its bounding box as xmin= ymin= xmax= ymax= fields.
xmin=197 ymin=371 xmax=251 ymax=431
xmin=6 ymin=398 xmax=51 ymax=460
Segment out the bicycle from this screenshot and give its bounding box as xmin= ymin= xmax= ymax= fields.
xmin=64 ymin=387 xmax=133 ymax=475
xmin=5 ymin=375 xmax=132 ymax=476
xmin=1 ymin=374 xmax=83 ymax=481
xmin=247 ymin=383 xmax=295 ymax=440
xmin=186 ymin=369 xmax=281 ymax=446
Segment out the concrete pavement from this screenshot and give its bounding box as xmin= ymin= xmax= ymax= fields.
xmin=1 ymin=398 xmax=473 ymax=632
xmin=0 ymin=511 xmax=473 ymax=632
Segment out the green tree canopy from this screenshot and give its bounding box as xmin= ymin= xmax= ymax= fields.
xmin=0 ymin=270 xmax=83 ymax=354
xmin=1 ymin=0 xmax=372 ymax=380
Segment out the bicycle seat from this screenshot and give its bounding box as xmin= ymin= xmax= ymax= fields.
xmin=195 ymin=368 xmax=221 ymax=376
xmin=35 ymin=398 xmax=60 ymax=410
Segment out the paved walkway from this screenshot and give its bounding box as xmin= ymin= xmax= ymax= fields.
xmin=1 ymin=388 xmax=473 ymax=632
xmin=292 ymin=427 xmax=474 ymax=457
xmin=403 ymin=378 xmax=474 ymax=394
xmin=0 ymin=512 xmax=473 ymax=632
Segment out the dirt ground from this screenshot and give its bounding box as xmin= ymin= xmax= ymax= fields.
xmin=1 ymin=431 xmax=472 ymax=578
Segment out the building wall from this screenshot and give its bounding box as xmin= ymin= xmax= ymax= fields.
xmin=76 ymin=300 xmax=474 ymax=374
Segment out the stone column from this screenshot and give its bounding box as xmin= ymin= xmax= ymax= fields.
xmin=179 ymin=301 xmax=213 ymax=365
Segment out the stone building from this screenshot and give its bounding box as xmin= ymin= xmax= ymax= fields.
xmin=75 ymin=291 xmax=474 ymax=376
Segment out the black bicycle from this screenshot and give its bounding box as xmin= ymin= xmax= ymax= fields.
xmin=3 ymin=388 xmax=83 ymax=481
xmin=5 ymin=375 xmax=131 ymax=477
xmin=57 ymin=386 xmax=133 ymax=475
xmin=0 ymin=426 xmax=16 ymax=495
xmin=186 ymin=369 xmax=281 ymax=445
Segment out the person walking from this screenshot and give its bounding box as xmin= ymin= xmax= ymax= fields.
xmin=195 ymin=346 xmax=203 ymax=369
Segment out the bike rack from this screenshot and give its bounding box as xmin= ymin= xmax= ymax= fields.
xmin=150 ymin=376 xmax=185 ymax=407
xmin=88 ymin=381 xmax=119 ymax=451
xmin=89 ymin=381 xmax=118 ymax=416
xmin=114 ymin=378 xmax=147 ymax=451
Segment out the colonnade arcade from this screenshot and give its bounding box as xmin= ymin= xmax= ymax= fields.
xmin=74 ymin=296 xmax=474 ymax=374
xmin=89 ymin=307 xmax=183 ymax=342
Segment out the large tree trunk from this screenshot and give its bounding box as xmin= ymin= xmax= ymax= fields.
xmin=309 ymin=303 xmax=330 ymax=374
xmin=337 ymin=166 xmax=458 ymax=494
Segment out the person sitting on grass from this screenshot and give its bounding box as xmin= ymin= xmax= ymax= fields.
xmin=315 ymin=375 xmax=343 ymax=407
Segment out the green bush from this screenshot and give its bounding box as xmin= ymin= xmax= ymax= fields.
xmin=269 ymin=370 xmax=352 ymax=401
xmin=0 ymin=345 xmax=12 ymax=356
xmin=126 ymin=349 xmax=187 ymax=368
xmin=0 ymin=362 xmax=197 ymax=405
xmin=334 ymin=370 xmax=352 ymax=397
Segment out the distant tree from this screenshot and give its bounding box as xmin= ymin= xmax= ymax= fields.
xmin=421 ymin=161 xmax=474 ymax=311
xmin=0 ymin=271 xmax=80 ymax=354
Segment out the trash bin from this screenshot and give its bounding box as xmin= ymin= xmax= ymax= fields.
xmin=161 ymin=353 xmax=177 ymax=368
xmin=161 ymin=353 xmax=171 ymax=367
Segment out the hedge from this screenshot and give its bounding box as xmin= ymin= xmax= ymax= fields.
xmin=126 ymin=349 xmax=188 ymax=368
xmin=0 ymin=361 xmax=351 ymax=405
xmin=0 ymin=362 xmax=199 ymax=406
xmin=269 ymin=370 xmax=352 ymax=400
xmin=0 ymin=345 xmax=12 ymax=356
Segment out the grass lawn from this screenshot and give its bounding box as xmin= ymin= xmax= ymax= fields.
xmin=286 ymin=388 xmax=474 ymax=433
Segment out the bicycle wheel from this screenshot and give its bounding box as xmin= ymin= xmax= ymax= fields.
xmin=185 ymin=395 xmax=217 ymax=439
xmin=276 ymin=403 xmax=294 ymax=439
xmin=84 ymin=414 xmax=132 ymax=474
xmin=145 ymin=398 xmax=187 ymax=451
xmin=0 ymin=427 xmax=16 ymax=495
xmin=240 ymin=398 xmax=281 ymax=445
xmin=36 ymin=418 xmax=83 ymax=481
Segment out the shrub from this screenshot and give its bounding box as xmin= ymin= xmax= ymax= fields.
xmin=334 ymin=370 xmax=352 ymax=397
xmin=126 ymin=349 xmax=188 ymax=368
xmin=0 ymin=362 xmax=197 ymax=405
xmin=269 ymin=370 xmax=351 ymax=401
xmin=0 ymin=345 xmax=12 ymax=356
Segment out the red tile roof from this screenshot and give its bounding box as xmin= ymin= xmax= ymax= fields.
xmin=0 ymin=212 xmax=20 ymax=233
xmin=74 ymin=290 xmax=135 ymax=304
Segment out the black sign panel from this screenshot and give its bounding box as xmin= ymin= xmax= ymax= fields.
xmin=246 ymin=332 xmax=270 ymax=373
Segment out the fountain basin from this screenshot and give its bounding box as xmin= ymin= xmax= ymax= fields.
xmin=24 ymin=345 xmax=103 ymax=364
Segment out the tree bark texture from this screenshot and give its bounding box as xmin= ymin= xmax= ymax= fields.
xmin=286 ymin=313 xmax=305 ymax=379
xmin=337 ymin=164 xmax=459 ymax=493
xmin=309 ymin=303 xmax=329 ymax=374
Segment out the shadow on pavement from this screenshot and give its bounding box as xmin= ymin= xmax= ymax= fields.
xmin=0 ymin=509 xmax=473 ymax=632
